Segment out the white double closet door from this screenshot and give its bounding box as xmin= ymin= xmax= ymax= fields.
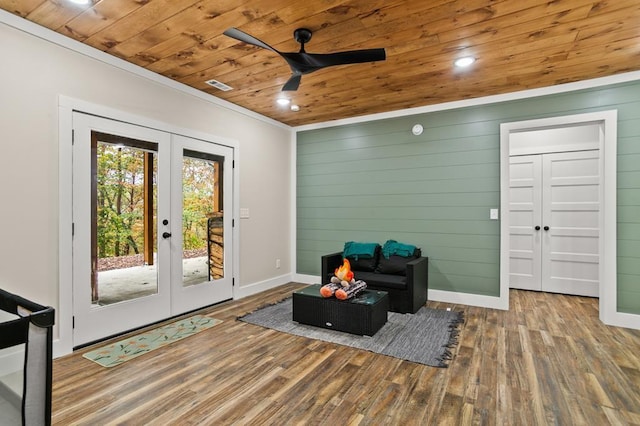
xmin=509 ymin=150 xmax=600 ymax=297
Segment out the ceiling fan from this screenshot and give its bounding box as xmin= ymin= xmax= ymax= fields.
xmin=223 ymin=27 xmax=386 ymax=91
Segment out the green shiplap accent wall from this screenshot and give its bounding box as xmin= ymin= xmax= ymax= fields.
xmin=297 ymin=81 xmax=640 ymax=312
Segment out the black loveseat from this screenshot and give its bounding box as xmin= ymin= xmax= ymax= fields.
xmin=321 ymin=242 xmax=428 ymax=314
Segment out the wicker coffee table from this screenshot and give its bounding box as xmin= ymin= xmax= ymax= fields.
xmin=292 ymin=285 xmax=388 ymax=336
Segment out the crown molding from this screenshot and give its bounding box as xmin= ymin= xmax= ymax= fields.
xmin=0 ymin=9 xmax=290 ymax=131
xmin=294 ymin=70 xmax=640 ymax=132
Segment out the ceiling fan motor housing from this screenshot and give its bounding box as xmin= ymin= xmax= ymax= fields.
xmin=294 ymin=28 xmax=312 ymax=45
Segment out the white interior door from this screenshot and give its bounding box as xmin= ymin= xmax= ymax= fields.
xmin=508 ymin=155 xmax=542 ymax=290
xmin=170 ymin=135 xmax=234 ymax=313
xmin=509 ymin=150 xmax=600 ymax=297
xmin=541 ymin=151 xmax=600 ymax=296
xmin=72 ymin=112 xmax=172 ymax=346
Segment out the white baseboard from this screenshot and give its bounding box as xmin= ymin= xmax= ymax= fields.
xmin=603 ymin=311 xmax=640 ymax=330
xmin=292 ymin=274 xmax=318 ymax=284
xmin=428 ymin=289 xmax=508 ymax=310
xmin=233 ymin=273 xmax=293 ymax=299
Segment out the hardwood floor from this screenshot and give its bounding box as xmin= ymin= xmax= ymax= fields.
xmin=52 ymin=284 xmax=640 ymax=425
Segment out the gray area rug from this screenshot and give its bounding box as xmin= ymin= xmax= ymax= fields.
xmin=238 ymin=298 xmax=464 ymax=368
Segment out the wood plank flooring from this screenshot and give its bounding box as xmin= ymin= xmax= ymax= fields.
xmin=52 ymin=284 xmax=640 ymax=425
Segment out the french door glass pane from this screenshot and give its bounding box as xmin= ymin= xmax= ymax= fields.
xmin=182 ymin=150 xmax=223 ymax=287
xmin=93 ymin=134 xmax=158 ymax=305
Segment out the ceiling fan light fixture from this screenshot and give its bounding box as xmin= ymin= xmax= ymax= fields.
xmin=68 ymin=0 xmax=91 ymax=4
xmin=276 ymin=97 xmax=291 ymax=106
xmin=454 ymin=56 xmax=476 ymax=68
xmin=290 ymin=104 xmax=300 ymax=112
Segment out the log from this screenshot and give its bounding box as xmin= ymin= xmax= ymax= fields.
xmin=209 ymin=244 xmax=224 ymax=257
xmin=320 ymin=282 xmax=341 ymax=298
xmin=208 ymin=214 xmax=225 ymax=280
xmin=209 ymin=234 xmax=223 ymax=244
xmin=335 ymin=280 xmax=367 ymax=300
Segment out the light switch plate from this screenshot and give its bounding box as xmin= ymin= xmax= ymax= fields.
xmin=490 ymin=208 xmax=499 ymax=220
xmin=240 ymin=208 xmax=250 ymax=219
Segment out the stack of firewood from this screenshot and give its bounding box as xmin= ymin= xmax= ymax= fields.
xmin=207 ymin=214 xmax=224 ymax=279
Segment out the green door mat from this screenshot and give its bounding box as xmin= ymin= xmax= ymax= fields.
xmin=83 ymin=315 xmax=222 ymax=367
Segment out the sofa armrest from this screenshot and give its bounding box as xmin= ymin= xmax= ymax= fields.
xmin=321 ymin=252 xmax=343 ymax=284
xmin=406 ymin=256 xmax=429 ymax=312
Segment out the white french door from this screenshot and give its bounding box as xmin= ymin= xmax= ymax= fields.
xmin=72 ymin=113 xmax=233 ymax=346
xmin=170 ymin=135 xmax=233 ymax=313
xmin=509 ymin=150 xmax=600 ymax=297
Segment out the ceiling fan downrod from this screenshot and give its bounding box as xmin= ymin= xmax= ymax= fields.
xmin=293 ymin=28 xmax=312 ymax=53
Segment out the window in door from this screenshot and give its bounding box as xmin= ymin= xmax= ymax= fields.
xmin=92 ymin=132 xmax=158 ymax=306
xmin=181 ymin=150 xmax=225 ymax=287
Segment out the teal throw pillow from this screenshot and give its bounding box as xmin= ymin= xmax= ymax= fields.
xmin=343 ymin=241 xmax=379 ymax=260
xmin=381 ymin=240 xmax=417 ymax=259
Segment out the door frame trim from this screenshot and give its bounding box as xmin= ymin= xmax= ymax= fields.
xmin=500 ymin=110 xmax=637 ymax=328
xmin=57 ymin=95 xmax=240 ymax=357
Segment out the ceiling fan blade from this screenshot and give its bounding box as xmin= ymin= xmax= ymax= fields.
xmin=223 ymin=27 xmax=279 ymax=54
xmin=280 ymin=49 xmax=386 ymax=74
xmin=305 ymin=48 xmax=386 ymax=68
xmin=282 ymin=74 xmax=302 ymax=91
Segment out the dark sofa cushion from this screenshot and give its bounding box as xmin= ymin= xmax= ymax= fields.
xmin=356 ymin=271 xmax=407 ymax=290
xmin=344 ymin=243 xmax=381 ymax=272
xmin=376 ymin=248 xmax=421 ymax=276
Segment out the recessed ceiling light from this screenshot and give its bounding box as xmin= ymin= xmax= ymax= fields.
xmin=454 ymin=56 xmax=476 ymax=68
xmin=290 ymin=105 xmax=300 ymax=112
xmin=276 ymin=98 xmax=291 ymax=106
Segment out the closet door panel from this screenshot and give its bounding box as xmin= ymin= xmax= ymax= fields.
xmin=541 ymin=151 xmax=600 ymax=297
xmin=508 ymin=155 xmax=542 ymax=290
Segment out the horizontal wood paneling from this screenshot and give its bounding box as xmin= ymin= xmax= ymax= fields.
xmin=617 ymin=91 xmax=640 ymax=315
xmin=298 ymin=80 xmax=640 ymax=312
xmin=297 ymin=103 xmax=502 ymax=296
xmin=298 ymin=178 xmax=500 ymax=198
xmin=618 ymin=189 xmax=640 ymax=206
xmin=298 ymin=206 xmax=495 ymax=221
xmin=297 ymin=218 xmax=498 ymax=235
xmin=297 ymin=192 xmax=500 ymax=209
xmin=429 ymin=273 xmax=499 ymax=296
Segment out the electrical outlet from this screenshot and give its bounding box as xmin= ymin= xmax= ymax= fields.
xmin=490 ymin=208 xmax=499 ymax=220
xmin=276 ymin=258 xmax=281 ymax=269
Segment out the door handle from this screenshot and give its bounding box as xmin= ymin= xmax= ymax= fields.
xmin=543 ymin=226 xmax=549 ymax=231
xmin=535 ymin=226 xmax=540 ymax=231
xmin=162 ymin=232 xmax=172 ymax=239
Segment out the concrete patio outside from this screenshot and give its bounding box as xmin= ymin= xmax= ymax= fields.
xmin=95 ymin=256 xmax=211 ymax=305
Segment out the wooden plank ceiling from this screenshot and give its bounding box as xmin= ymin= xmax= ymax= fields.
xmin=1 ymin=0 xmax=639 ymax=127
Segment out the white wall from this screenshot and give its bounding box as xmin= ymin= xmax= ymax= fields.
xmin=0 ymin=21 xmax=292 ymax=341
